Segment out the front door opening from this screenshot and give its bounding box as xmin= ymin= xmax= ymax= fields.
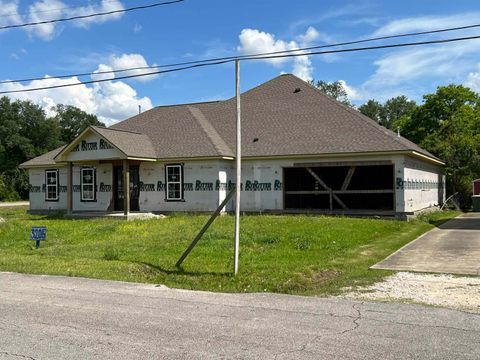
xmin=113 ymin=165 xmax=140 ymax=211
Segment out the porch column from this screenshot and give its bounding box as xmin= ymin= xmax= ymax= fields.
xmin=123 ymin=159 xmax=130 ymax=215
xmin=67 ymin=162 xmax=73 ymax=214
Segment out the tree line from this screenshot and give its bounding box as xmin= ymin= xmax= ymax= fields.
xmin=312 ymin=80 xmax=480 ymax=208
xmin=0 ymin=97 xmax=104 ymax=200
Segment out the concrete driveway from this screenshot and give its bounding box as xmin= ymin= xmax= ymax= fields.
xmin=1 ymin=272 xmax=479 ymax=360
xmin=372 ymin=213 xmax=480 ymax=275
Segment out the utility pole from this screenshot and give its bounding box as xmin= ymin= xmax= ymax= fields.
xmin=234 ymin=59 xmax=241 ymax=275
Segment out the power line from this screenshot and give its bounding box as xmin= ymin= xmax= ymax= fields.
xmin=1 ymin=33 xmax=480 ymax=95
xmin=0 ymin=0 xmax=184 ymax=31
xmin=2 ymin=21 xmax=480 ymax=85
xmin=0 ymin=0 xmax=126 ymax=19
xmin=0 ymin=59 xmax=232 ymax=94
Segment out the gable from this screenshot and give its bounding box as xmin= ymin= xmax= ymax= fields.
xmin=55 ymin=129 xmax=125 ymax=162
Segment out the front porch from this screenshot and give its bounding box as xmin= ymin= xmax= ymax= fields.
xmin=65 ymin=159 xmax=139 ymax=217
xmin=51 ymin=126 xmax=157 ymax=216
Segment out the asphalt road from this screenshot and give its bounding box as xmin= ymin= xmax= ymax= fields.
xmin=0 ymin=272 xmax=479 ymax=359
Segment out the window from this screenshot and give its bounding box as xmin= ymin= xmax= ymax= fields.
xmin=166 ymin=164 xmax=183 ymax=201
xmin=81 ymin=167 xmax=96 ymax=201
xmin=45 ymin=170 xmax=59 ymax=201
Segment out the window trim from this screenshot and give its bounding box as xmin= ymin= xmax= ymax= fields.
xmin=80 ymin=167 xmax=97 ymax=202
xmin=45 ymin=169 xmax=59 ymax=202
xmin=165 ymin=164 xmax=184 ymax=202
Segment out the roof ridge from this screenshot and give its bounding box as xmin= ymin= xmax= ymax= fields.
xmin=187 ymin=105 xmax=234 ymax=157
xmin=225 ymin=73 xmax=293 ymax=102
xmin=99 ymin=126 xmax=142 ymax=135
xmin=154 ymin=100 xmax=223 ymax=108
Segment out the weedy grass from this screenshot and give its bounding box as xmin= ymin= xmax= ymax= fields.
xmin=0 ymin=206 xmax=460 ymax=295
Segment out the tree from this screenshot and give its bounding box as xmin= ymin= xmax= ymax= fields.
xmin=310 ymin=80 xmax=353 ymax=107
xmin=400 ymin=85 xmax=479 ymax=144
xmin=358 ymin=99 xmax=383 ymax=123
xmin=359 ymin=96 xmax=416 ymax=129
xmin=55 ymin=104 xmax=105 ymax=143
xmin=382 ymin=96 xmax=417 ymax=130
xmin=0 ymin=97 xmax=102 ymax=200
xmin=398 ymin=85 xmax=480 ymax=208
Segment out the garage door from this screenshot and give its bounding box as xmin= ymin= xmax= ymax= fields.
xmin=284 ymin=164 xmax=395 ymax=211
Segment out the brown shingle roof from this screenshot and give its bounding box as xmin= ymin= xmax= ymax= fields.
xmin=112 ymin=74 xmax=439 ymax=161
xmin=19 ymin=145 xmax=67 ymax=168
xmin=20 ymin=74 xmax=441 ymax=167
xmin=91 ymin=126 xmax=157 ymax=159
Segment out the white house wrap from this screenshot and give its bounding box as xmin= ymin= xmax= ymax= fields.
xmin=20 ymin=75 xmax=445 ymax=218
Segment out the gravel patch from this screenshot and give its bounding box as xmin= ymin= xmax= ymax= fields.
xmin=344 ymin=272 xmax=480 ymax=313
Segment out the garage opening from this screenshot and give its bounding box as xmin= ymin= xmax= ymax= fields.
xmin=284 ymin=163 xmax=394 ymax=211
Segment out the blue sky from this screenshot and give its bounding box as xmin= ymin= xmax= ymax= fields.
xmin=1 ymin=0 xmax=480 ymax=124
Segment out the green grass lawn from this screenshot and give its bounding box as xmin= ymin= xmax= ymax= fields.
xmin=0 ymin=207 xmax=459 ymax=296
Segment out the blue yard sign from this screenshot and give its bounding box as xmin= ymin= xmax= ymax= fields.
xmin=31 ymin=226 xmax=47 ymax=249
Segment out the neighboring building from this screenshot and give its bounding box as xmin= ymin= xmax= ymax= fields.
xmin=20 ymin=74 xmax=445 ymax=218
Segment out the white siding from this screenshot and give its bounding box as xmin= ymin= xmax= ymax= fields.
xmin=73 ymin=163 xmax=113 ymax=211
xmin=27 ymin=154 xmax=444 ymax=215
xmin=28 ymin=167 xmax=67 ymax=211
xmin=139 ymin=161 xmax=223 ymax=212
xmin=401 ymin=157 xmax=445 ymax=212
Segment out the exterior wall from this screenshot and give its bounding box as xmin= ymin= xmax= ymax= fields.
xmin=28 ymin=167 xmax=67 ymax=211
xmin=222 ymin=155 xmax=405 ymax=212
xmin=28 ymin=163 xmax=114 ymax=212
xmin=27 ymin=154 xmax=445 ymax=215
xmin=397 ymin=156 xmax=445 ymax=212
xmin=72 ymin=163 xmax=113 ymax=211
xmin=139 ymin=160 xmax=224 ymax=212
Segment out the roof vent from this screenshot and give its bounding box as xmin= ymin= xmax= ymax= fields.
xmin=252 ymin=138 xmax=259 ymax=143
xmin=294 ymin=87 xmax=301 ymax=93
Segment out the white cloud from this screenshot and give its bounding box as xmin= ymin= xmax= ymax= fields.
xmin=0 ymin=53 xmax=155 ymax=125
xmin=93 ymin=53 xmax=159 ymax=83
xmin=295 ymin=26 xmax=332 ymax=45
xmin=0 ymin=76 xmax=97 ymax=117
xmin=292 ymin=54 xmax=312 ymax=82
xmin=91 ymin=63 xmax=115 ymax=81
xmin=464 ymin=64 xmax=480 ymax=93
xmin=133 ymin=23 xmax=142 ymax=33
xmin=92 ymin=81 xmax=152 ymax=124
xmin=373 ymin=12 xmax=480 ymax=36
xmin=237 ymin=28 xmax=294 ymax=65
xmin=349 ymin=13 xmax=480 ymax=101
xmin=338 ymin=80 xmax=361 ymax=101
xmin=27 ymin=0 xmax=65 ymax=40
xmin=65 ymin=0 xmax=124 ymax=28
xmin=0 ymin=0 xmax=22 ymax=28
xmin=24 ymin=0 xmax=124 ymax=40
xmin=237 ymin=28 xmax=319 ymax=81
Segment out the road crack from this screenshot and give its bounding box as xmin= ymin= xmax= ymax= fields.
xmin=0 ymin=351 xmax=36 ymax=360
xmin=339 ymin=302 xmax=362 ymax=335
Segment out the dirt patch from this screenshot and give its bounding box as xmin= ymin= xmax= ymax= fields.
xmin=308 ymin=269 xmax=342 ymax=283
xmin=275 ymin=269 xmax=342 ymax=293
xmin=343 ymin=272 xmax=480 ymax=313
